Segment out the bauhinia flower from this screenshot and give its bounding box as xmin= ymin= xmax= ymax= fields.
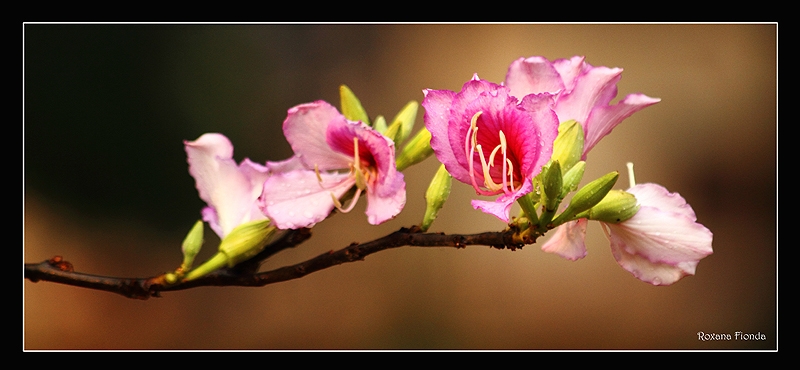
xmin=260 ymin=100 xmax=406 ymax=229
xmin=505 ymin=56 xmax=661 ymax=157
xmin=185 ymin=133 xmax=270 ymax=238
xmin=181 ymin=133 xmax=277 ymax=281
xmin=423 ymin=75 xmax=559 ymax=222
xmin=541 ymin=167 xmax=713 ymax=286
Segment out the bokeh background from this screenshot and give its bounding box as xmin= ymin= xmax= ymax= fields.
xmin=24 ymin=24 xmax=777 ymax=350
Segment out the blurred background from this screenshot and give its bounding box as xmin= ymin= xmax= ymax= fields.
xmin=24 ymin=24 xmax=776 ymax=350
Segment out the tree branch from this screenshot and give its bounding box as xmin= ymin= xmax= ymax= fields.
xmin=25 ymin=225 xmax=536 ymax=300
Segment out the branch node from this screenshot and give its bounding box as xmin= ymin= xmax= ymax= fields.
xmin=48 ymin=256 xmax=74 ymax=272
xmin=452 ymin=236 xmax=466 ymax=249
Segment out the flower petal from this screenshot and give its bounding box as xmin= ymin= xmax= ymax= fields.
xmin=551 ymin=56 xmax=589 ymax=93
xmin=583 ymin=93 xmax=661 ymax=155
xmin=540 ymin=218 xmax=589 ymax=261
xmin=365 ymin=172 xmax=406 ymax=225
xmin=185 ymin=133 xmax=268 ymax=237
xmin=261 ymin=169 xmax=354 ymax=229
xmin=505 ymin=56 xmax=565 ymax=98
xmin=283 ymin=101 xmax=353 ymax=170
xmin=554 ymin=66 xmax=623 ymax=128
xmin=471 ymin=180 xmax=532 ymax=223
xmin=604 ymin=184 xmax=713 ymax=285
xmin=422 ymin=88 xmax=467 ymax=182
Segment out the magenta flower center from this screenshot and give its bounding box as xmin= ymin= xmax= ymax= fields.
xmin=325 ymin=136 xmax=376 ymax=213
xmin=464 ymin=111 xmax=520 ymax=196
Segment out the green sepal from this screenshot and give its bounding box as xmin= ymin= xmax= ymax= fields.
xmin=339 ymin=84 xmax=370 ymax=126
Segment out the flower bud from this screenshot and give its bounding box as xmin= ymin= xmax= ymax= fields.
xmin=373 ymin=115 xmax=388 ymax=133
xmin=389 ymin=101 xmax=419 ymax=145
xmin=396 ymin=127 xmax=434 ymax=171
xmin=218 ymin=219 xmax=276 ymax=265
xmin=542 ymin=161 xmax=563 ymax=212
xmin=553 ymin=171 xmax=618 ymax=225
xmin=560 ymin=161 xmax=585 ymax=198
xmin=383 ymin=116 xmax=402 ymax=143
xmin=180 ymin=220 xmax=204 ymax=271
xmin=420 ymin=164 xmax=452 ymax=232
xmin=585 ymin=189 xmax=640 ymax=223
xmin=184 ymin=219 xmax=276 ymax=281
xmin=339 ymin=84 xmax=370 ymax=126
xmin=551 ymin=120 xmax=584 ymax=174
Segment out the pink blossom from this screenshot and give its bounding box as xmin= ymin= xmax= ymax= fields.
xmin=505 ymin=56 xmax=661 ymax=157
xmin=542 ymin=183 xmax=713 ymax=285
xmin=260 ymin=101 xmax=405 ymax=229
xmin=185 ymin=133 xmax=270 ymax=238
xmin=422 ymin=75 xmax=559 ymax=222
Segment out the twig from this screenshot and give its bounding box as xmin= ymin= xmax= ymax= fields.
xmin=25 ymin=225 xmax=535 ymax=300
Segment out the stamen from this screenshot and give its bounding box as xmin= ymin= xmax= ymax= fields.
xmin=314 ymin=164 xmax=323 ymax=183
xmin=477 ymin=144 xmax=502 ymax=192
xmin=487 ymin=143 xmax=502 ymax=166
xmin=352 ymin=137 xmax=361 ymax=173
xmin=506 ymin=158 xmax=517 ymax=192
xmin=499 ymin=130 xmax=509 ymax=192
xmin=465 ymin=112 xmax=494 ymax=196
xmin=332 ymin=188 xmax=363 ymax=214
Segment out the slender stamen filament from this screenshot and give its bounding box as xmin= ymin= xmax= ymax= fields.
xmin=314 ymin=164 xmax=323 ymax=183
xmin=499 ymin=131 xmax=509 ymax=191
xmin=465 ymin=112 xmax=493 ymax=196
xmin=332 ymin=187 xmax=362 ymax=213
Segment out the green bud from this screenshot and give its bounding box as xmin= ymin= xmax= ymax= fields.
xmin=516 ymin=192 xmax=539 ymax=225
xmin=339 ymin=84 xmax=370 ymax=126
xmin=542 ymin=161 xmax=563 ymax=212
xmin=552 ymin=171 xmax=619 ymax=226
xmin=183 ymin=219 xmax=276 ymax=281
xmin=560 ymin=161 xmax=586 ymax=198
xmin=383 ymin=116 xmax=402 ymax=143
xmin=551 ymin=120 xmax=584 ymax=174
xmin=218 ymin=219 xmax=276 ymax=266
xmin=584 ymin=189 xmax=640 ymax=223
xmin=396 ymin=127 xmax=434 ymax=171
xmin=420 ymin=164 xmax=452 ymax=232
xmin=389 ymin=101 xmax=419 ymax=145
xmin=373 ymin=115 xmax=387 ymax=134
xmin=180 ymin=220 xmax=205 ymax=272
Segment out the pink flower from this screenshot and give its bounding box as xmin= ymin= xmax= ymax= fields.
xmin=423 ymin=75 xmax=559 ymax=222
xmin=505 ymin=56 xmax=661 ymax=157
xmin=542 ymin=183 xmax=713 ymax=285
xmin=185 ymin=133 xmax=270 ymax=238
xmin=260 ymin=101 xmax=405 ymax=229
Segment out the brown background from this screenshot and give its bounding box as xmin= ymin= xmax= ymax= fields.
xmin=24 ymin=24 xmax=777 ymax=350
